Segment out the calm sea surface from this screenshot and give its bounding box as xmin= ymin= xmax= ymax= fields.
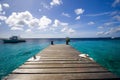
xmin=0 ymin=38 xmax=120 ymax=79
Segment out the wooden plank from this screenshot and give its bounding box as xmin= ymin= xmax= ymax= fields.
xmin=6 ymin=73 xmax=119 ymax=80
xmin=19 ymin=63 xmax=101 ymax=69
xmin=12 ymin=67 xmax=109 ymax=74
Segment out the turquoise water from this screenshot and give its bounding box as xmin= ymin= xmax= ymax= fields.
xmin=0 ymin=39 xmax=50 ymax=79
xmin=70 ymin=39 xmax=120 ymax=76
xmin=0 ymin=39 xmax=120 ymax=79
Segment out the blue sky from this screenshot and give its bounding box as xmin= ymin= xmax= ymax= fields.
xmin=0 ymin=0 xmax=120 ymax=38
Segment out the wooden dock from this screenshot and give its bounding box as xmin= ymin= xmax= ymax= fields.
xmin=4 ymin=44 xmax=119 ymax=80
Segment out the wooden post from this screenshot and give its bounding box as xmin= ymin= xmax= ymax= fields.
xmin=51 ymin=41 xmax=54 ymax=45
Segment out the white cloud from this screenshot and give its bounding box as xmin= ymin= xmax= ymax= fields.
xmin=52 ymin=19 xmax=68 ymax=27
xmin=52 ymin=19 xmax=59 ymax=27
xmin=50 ymin=0 xmax=62 ymax=6
xmin=6 ymin=11 xmax=33 ymax=29
xmin=4 ymin=11 xmax=75 ymax=35
xmin=88 ymin=21 xmax=95 ymax=25
xmin=3 ymin=3 xmax=9 ymax=8
xmin=96 ymin=31 xmax=104 ymax=35
xmin=86 ymin=12 xmax=110 ymax=17
xmin=105 ymin=26 xmax=120 ymax=35
xmin=38 ymin=16 xmax=52 ymax=29
xmin=104 ymin=22 xmax=119 ymax=26
xmin=74 ymin=8 xmax=84 ymax=15
xmin=112 ymin=0 xmax=120 ymax=7
xmin=61 ymin=27 xmax=67 ymax=32
xmin=97 ymin=26 xmax=120 ymax=36
xmin=26 ymin=29 xmax=31 ymax=32
xmin=28 ymin=18 xmax=39 ymax=28
xmin=41 ymin=3 xmax=50 ymax=9
xmin=68 ymin=28 xmax=75 ymax=33
xmin=11 ymin=27 xmax=23 ymax=31
xmin=98 ymin=21 xmax=119 ymax=30
xmin=75 ymin=16 xmax=80 ymax=20
xmin=0 ymin=3 xmax=9 ymax=16
xmin=62 ymin=12 xmax=70 ymax=17
xmin=0 ymin=16 xmax=7 ymax=21
xmin=61 ymin=27 xmax=75 ymax=34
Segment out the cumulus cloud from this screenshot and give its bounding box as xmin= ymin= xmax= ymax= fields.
xmin=112 ymin=0 xmax=120 ymax=7
xmin=74 ymin=8 xmax=84 ymax=15
xmin=52 ymin=19 xmax=73 ymax=34
xmin=61 ymin=27 xmax=75 ymax=34
xmin=88 ymin=21 xmax=95 ymax=25
xmin=52 ymin=19 xmax=68 ymax=27
xmin=6 ymin=11 xmax=33 ymax=28
xmin=62 ymin=12 xmax=70 ymax=17
xmin=50 ymin=0 xmax=62 ymax=6
xmin=38 ymin=16 xmax=52 ymax=29
xmin=4 ymin=10 xmax=75 ymax=35
xmin=5 ymin=11 xmax=52 ymax=31
xmin=75 ymin=16 xmax=80 ymax=20
xmin=3 ymin=3 xmax=9 ymax=8
xmin=0 ymin=15 xmax=7 ymax=21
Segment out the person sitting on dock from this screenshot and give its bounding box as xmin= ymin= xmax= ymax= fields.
xmin=66 ymin=37 xmax=70 ymax=45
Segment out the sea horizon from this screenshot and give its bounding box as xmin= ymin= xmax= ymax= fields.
xmin=1 ymin=37 xmax=120 ymax=39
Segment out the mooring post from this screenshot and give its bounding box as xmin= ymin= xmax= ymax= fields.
xmin=51 ymin=41 xmax=54 ymax=45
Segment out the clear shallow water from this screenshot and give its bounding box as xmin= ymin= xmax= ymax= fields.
xmin=0 ymin=39 xmax=50 ymax=79
xmin=70 ymin=39 xmax=120 ymax=77
xmin=0 ymin=38 xmax=120 ymax=79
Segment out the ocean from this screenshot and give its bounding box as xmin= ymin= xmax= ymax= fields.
xmin=0 ymin=38 xmax=120 ymax=79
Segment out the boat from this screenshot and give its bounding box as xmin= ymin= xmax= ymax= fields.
xmin=3 ymin=36 xmax=26 ymax=43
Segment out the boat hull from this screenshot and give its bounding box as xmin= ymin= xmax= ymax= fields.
xmin=3 ymin=40 xmax=26 ymax=43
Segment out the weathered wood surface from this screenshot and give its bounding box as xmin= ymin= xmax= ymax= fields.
xmin=4 ymin=44 xmax=119 ymax=80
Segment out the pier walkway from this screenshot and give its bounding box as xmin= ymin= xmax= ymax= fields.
xmin=4 ymin=44 xmax=119 ymax=80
